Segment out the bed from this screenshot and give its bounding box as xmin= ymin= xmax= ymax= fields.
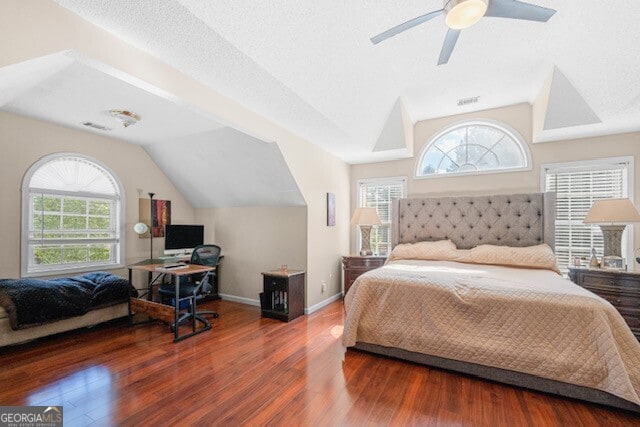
xmin=343 ymin=192 xmax=640 ymax=412
xmin=0 ymin=272 xmax=132 ymax=348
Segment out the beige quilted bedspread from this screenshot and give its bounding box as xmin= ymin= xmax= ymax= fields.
xmin=343 ymin=260 xmax=640 ymax=406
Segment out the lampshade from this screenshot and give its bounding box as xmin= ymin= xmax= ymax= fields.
xmin=583 ymin=198 xmax=640 ymax=225
xmin=445 ymin=0 xmax=488 ymax=30
xmin=133 ymin=222 xmax=149 ymax=235
xmin=350 ymin=208 xmax=382 ymax=226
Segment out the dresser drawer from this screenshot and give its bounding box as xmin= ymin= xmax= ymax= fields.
xmin=620 ymin=312 xmax=640 ymax=333
xmin=595 ymin=290 xmax=640 ymax=310
xmin=345 ymin=257 xmax=386 ymax=268
xmin=581 ymin=274 xmax=640 ymax=292
xmin=342 ymin=256 xmax=386 ymax=295
xmin=568 ymin=267 xmax=640 ymax=341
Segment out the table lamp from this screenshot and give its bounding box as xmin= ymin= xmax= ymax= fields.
xmin=351 ymin=207 xmax=382 ymax=256
xmin=583 ymin=198 xmax=640 ymax=257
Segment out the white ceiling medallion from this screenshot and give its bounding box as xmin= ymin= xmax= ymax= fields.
xmin=109 ymin=109 xmax=141 ymax=127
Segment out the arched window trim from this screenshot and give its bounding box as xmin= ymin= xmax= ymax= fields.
xmin=21 ymin=152 xmax=126 ymax=277
xmin=414 ymin=119 xmax=532 ymax=179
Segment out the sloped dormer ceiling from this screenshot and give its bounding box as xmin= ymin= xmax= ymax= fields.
xmin=147 ymin=127 xmax=305 ymax=208
xmin=0 ymin=52 xmax=304 ymax=208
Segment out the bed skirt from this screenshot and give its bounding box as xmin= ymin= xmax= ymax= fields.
xmin=351 ymin=342 xmax=640 ymax=413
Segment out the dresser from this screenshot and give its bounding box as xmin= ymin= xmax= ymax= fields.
xmin=568 ymin=267 xmax=640 ymax=339
xmin=342 ymin=255 xmax=386 ymax=295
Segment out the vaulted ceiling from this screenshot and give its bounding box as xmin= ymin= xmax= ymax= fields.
xmin=2 ymin=1 xmax=640 ymax=208
xmin=51 ymin=0 xmax=640 ymax=163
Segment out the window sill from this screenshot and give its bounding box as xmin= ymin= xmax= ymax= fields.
xmin=22 ymin=263 xmax=125 ymax=279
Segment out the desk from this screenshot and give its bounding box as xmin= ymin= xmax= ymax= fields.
xmin=140 ymin=256 xmax=223 ymax=301
xmin=128 ymin=262 xmax=215 ymax=342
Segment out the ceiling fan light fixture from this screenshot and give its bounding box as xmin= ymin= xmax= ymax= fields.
xmin=444 ymin=0 xmax=488 ymax=30
xmin=109 ymin=110 xmax=141 ymax=128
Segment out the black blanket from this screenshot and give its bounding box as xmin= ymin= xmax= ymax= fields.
xmin=0 ymin=272 xmax=136 ymax=330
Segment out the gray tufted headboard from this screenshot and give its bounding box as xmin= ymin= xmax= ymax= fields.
xmin=391 ymin=193 xmax=556 ymax=250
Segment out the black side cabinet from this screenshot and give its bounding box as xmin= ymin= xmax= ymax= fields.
xmin=260 ymin=270 xmax=305 ymax=322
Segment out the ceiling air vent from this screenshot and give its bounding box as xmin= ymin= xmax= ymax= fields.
xmin=82 ymin=122 xmax=112 ymax=131
xmin=457 ymin=96 xmax=479 ymax=107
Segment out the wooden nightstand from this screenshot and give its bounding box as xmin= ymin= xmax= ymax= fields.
xmin=568 ymin=267 xmax=640 ymax=340
xmin=342 ymin=255 xmax=386 ymax=295
xmin=260 ymin=270 xmax=305 ymax=322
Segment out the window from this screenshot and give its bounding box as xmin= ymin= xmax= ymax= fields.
xmin=357 ymin=177 xmax=407 ymax=255
xmin=542 ymin=157 xmax=633 ymax=274
xmin=416 ymin=120 xmax=530 ymax=177
xmin=22 ymin=153 xmax=124 ymax=276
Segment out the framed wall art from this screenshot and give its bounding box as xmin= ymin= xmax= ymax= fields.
xmin=327 ymin=192 xmax=335 ymax=226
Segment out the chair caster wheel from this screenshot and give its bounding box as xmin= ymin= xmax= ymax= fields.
xmin=170 ymin=325 xmax=176 ymax=332
xmin=213 ymin=313 xmax=219 ymax=318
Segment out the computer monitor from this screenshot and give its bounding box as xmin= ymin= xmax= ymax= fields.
xmin=164 ymin=224 xmax=204 ymax=256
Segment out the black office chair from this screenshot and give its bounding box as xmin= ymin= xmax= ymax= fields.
xmin=158 ymin=244 xmax=221 ymax=329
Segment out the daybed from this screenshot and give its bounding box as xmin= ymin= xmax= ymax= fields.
xmin=0 ymin=272 xmax=132 ymax=348
xmin=343 ymin=192 xmax=640 ymax=412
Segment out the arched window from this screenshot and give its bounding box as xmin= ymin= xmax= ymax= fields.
xmin=416 ymin=120 xmax=530 ymax=177
xmin=22 ymin=153 xmax=124 ymax=276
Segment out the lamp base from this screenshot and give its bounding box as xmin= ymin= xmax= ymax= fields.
xmin=359 ymin=225 xmax=373 ymax=256
xmin=599 ymin=224 xmax=626 ymax=257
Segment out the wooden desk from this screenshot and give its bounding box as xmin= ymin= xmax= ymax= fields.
xmin=128 ymin=262 xmax=215 ymax=342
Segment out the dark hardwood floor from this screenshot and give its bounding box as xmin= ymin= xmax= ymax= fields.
xmin=1 ymin=300 xmax=639 ymax=426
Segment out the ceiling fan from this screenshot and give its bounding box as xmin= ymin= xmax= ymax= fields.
xmin=371 ymin=0 xmax=556 ymax=65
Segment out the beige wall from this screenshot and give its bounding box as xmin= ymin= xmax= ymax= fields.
xmin=195 ymin=207 xmax=307 ymax=303
xmin=0 ymin=112 xmax=195 ymax=287
xmin=351 ymin=103 xmax=640 ymax=263
xmin=1 ymin=0 xmax=350 ymax=308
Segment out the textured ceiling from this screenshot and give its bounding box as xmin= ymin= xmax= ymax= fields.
xmin=0 ymin=53 xmax=225 ymax=144
xmin=52 ymin=0 xmax=640 ymax=163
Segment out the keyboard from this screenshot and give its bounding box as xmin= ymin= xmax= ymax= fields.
xmin=157 ymin=263 xmax=188 ymax=270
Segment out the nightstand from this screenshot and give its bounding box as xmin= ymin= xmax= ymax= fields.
xmin=342 ymin=255 xmax=386 ymax=295
xmin=568 ymin=267 xmax=640 ymax=340
xmin=260 ymin=270 xmax=305 ymax=322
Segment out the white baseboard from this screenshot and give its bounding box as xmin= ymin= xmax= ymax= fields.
xmin=218 ymin=293 xmax=260 ymax=307
xmin=304 ymin=292 xmax=343 ymax=315
xmin=219 ymin=292 xmax=343 ymax=314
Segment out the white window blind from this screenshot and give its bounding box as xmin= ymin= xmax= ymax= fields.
xmin=543 ymin=160 xmax=629 ymax=274
xmin=357 ymin=177 xmax=407 ymax=255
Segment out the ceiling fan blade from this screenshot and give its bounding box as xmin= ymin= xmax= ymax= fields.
xmin=371 ymin=10 xmax=443 ymax=44
xmin=485 ymin=0 xmax=556 ymax=22
xmin=438 ymin=29 xmax=461 ymax=65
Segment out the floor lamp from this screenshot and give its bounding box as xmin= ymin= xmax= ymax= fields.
xmin=134 ymin=192 xmax=155 ymax=260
